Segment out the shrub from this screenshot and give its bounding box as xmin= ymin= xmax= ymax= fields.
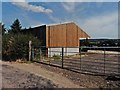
xmin=2 ymin=33 xmax=41 ymax=61
xmin=52 ymin=54 xmax=61 ymax=60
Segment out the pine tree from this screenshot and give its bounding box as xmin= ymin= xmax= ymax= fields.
xmin=0 ymin=23 xmax=6 ymax=35
xmin=2 ymin=24 xmax=6 ymax=35
xmin=0 ymin=23 xmax=1 ymax=34
xmin=10 ymin=19 xmax=22 ymax=34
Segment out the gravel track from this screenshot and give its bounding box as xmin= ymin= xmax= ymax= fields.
xmin=2 ymin=64 xmax=58 ymax=88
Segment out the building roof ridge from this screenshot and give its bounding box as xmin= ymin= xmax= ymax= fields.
xmin=46 ymin=21 xmax=75 ymax=26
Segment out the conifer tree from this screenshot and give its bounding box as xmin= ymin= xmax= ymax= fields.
xmin=10 ymin=19 xmax=22 ymax=33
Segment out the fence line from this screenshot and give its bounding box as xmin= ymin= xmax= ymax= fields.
xmin=32 ymin=46 xmax=120 ymax=76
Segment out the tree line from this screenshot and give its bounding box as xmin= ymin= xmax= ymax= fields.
xmin=1 ymin=19 xmax=22 ymax=35
xmin=1 ymin=19 xmax=40 ymax=61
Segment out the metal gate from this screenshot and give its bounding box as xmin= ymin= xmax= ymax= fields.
xmin=32 ymin=46 xmax=120 ymax=76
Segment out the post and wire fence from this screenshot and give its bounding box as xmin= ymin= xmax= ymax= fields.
xmin=31 ymin=46 xmax=120 ymax=76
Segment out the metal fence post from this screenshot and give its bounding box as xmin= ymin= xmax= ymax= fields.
xmin=32 ymin=47 xmax=34 ymax=61
xmin=40 ymin=47 xmax=41 ymax=61
xmin=62 ymin=47 xmax=64 ymax=69
xmin=49 ymin=47 xmax=51 ymax=65
xmin=104 ymin=48 xmax=106 ymax=75
xmin=80 ymin=47 xmax=82 ymax=70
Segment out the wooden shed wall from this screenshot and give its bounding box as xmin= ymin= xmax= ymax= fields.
xmin=46 ymin=24 xmax=66 ymax=47
xmin=66 ymin=23 xmax=78 ymax=47
xmin=77 ymin=25 xmax=90 ymax=38
xmin=20 ymin=22 xmax=89 ymax=47
xmin=46 ymin=22 xmax=90 ymax=47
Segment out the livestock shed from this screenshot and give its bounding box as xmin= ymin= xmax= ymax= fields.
xmin=21 ymin=22 xmax=90 ymax=56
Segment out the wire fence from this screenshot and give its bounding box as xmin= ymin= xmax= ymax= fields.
xmin=32 ymin=46 xmax=120 ymax=76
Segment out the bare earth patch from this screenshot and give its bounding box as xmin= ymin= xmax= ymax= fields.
xmin=2 ymin=64 xmax=58 ymax=88
xmin=38 ymin=63 xmax=120 ymax=88
xmin=2 ymin=61 xmax=120 ymax=89
xmin=2 ymin=61 xmax=81 ymax=88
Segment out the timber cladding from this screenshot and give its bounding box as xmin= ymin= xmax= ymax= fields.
xmin=21 ymin=22 xmax=90 ymax=47
xmin=46 ymin=24 xmax=66 ymax=47
xmin=46 ymin=22 xmax=90 ymax=47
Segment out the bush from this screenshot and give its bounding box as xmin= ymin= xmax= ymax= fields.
xmin=52 ymin=54 xmax=61 ymax=60
xmin=2 ymin=33 xmax=41 ymax=61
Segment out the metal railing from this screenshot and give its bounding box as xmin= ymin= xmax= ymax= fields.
xmin=32 ymin=46 xmax=120 ymax=76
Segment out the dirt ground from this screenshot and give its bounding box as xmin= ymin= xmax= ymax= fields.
xmin=2 ymin=64 xmax=58 ymax=88
xmin=2 ymin=61 xmax=81 ymax=88
xmin=34 ymin=62 xmax=120 ymax=88
xmin=1 ymin=61 xmax=120 ymax=89
xmin=39 ymin=51 xmax=119 ymax=76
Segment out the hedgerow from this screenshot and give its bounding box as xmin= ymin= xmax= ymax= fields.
xmin=2 ymin=33 xmax=40 ymax=61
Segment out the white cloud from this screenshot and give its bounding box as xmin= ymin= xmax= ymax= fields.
xmin=12 ymin=1 xmax=53 ymax=14
xmin=48 ymin=14 xmax=61 ymax=23
xmin=48 ymin=13 xmax=73 ymax=24
xmin=2 ymin=0 xmax=120 ymax=2
xmin=40 ymin=0 xmax=105 ymax=2
xmin=39 ymin=0 xmax=118 ymax=2
xmin=79 ymin=11 xmax=118 ymax=38
xmin=61 ymin=0 xmax=82 ymax=12
xmin=61 ymin=2 xmax=75 ymax=12
xmin=12 ymin=0 xmax=26 ymax=2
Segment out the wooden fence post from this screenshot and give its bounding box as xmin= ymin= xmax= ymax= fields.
xmin=29 ymin=41 xmax=32 ymax=61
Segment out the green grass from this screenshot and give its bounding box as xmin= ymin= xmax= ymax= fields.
xmin=52 ymin=55 xmax=61 ymax=60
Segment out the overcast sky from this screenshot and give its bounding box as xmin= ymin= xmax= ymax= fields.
xmin=1 ymin=0 xmax=119 ymax=39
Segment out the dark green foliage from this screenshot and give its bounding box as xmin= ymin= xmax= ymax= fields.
xmin=0 ymin=23 xmax=6 ymax=35
xmin=2 ymin=24 xmax=6 ymax=35
xmin=10 ymin=19 xmax=22 ymax=34
xmin=2 ymin=19 xmax=41 ymax=61
xmin=80 ymin=39 xmax=120 ymax=47
xmin=0 ymin=23 xmax=1 ymax=33
xmin=2 ymin=33 xmax=41 ymax=61
xmin=52 ymin=55 xmax=61 ymax=60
